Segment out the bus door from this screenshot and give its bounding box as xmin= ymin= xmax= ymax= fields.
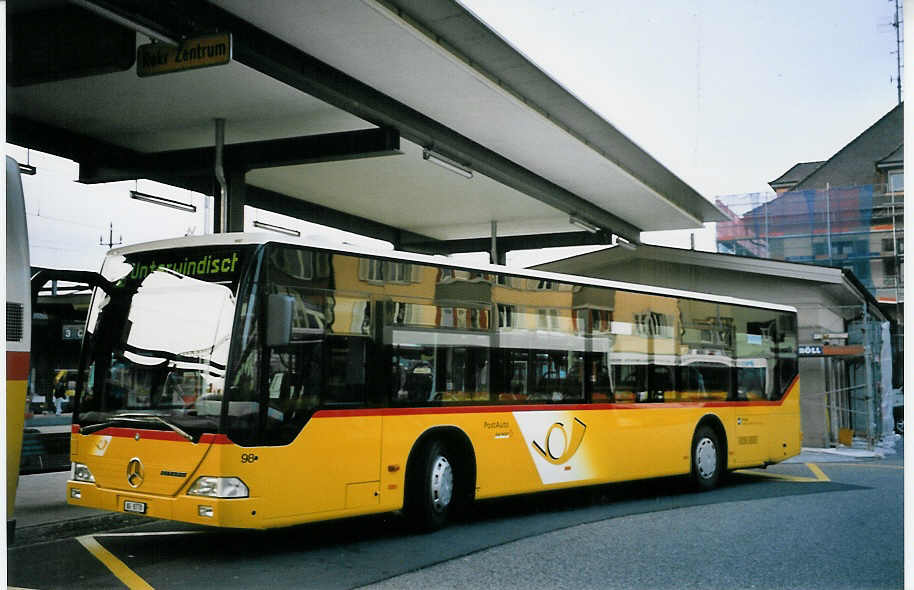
xmin=731 ymin=359 xmax=771 ymax=466
xmin=259 ymin=281 xmax=382 ymax=518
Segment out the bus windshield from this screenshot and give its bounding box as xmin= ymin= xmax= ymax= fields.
xmin=75 ymin=245 xmax=255 ymax=440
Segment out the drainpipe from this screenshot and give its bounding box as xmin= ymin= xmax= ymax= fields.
xmin=863 ymin=301 xmax=875 ymax=450
xmin=490 ymin=220 xmax=497 ymax=265
xmin=214 ymin=119 xmax=228 ymax=233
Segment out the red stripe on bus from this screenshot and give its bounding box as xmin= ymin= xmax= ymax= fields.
xmin=6 ymin=351 xmax=30 ymax=381
xmin=200 ymin=433 xmax=233 ymax=445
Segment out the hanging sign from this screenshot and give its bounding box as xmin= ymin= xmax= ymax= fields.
xmin=137 ymin=33 xmax=231 ymax=77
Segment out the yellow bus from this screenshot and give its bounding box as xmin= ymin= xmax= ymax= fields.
xmin=6 ymin=156 xmax=31 ymax=540
xmin=67 ymin=234 xmax=800 ymax=530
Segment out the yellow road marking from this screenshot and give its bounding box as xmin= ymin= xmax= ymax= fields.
xmin=734 ymin=462 xmax=829 ymax=483
xmin=806 ymin=462 xmax=830 ymax=481
xmin=77 ymin=535 xmax=154 ymax=590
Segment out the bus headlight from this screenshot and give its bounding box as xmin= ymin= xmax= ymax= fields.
xmin=187 ymin=476 xmax=249 ymax=498
xmin=71 ymin=462 xmax=96 ymax=483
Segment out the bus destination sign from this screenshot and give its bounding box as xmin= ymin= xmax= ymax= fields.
xmin=137 ymin=34 xmax=231 ymax=78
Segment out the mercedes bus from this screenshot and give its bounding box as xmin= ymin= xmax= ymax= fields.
xmin=67 ymin=234 xmax=800 ymax=530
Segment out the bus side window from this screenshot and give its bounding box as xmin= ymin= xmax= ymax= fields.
xmin=325 ymin=336 xmax=369 ymax=405
xmin=648 ymin=364 xmax=674 ymax=402
xmin=612 ymin=364 xmax=643 ymax=403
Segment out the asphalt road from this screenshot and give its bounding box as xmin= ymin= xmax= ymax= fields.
xmin=8 ymin=439 xmax=904 ymax=590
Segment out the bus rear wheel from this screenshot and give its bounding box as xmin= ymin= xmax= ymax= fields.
xmin=691 ymin=425 xmax=722 ymax=491
xmin=406 ymin=440 xmax=455 ymax=531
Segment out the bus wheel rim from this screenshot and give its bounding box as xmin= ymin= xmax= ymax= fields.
xmin=696 ymin=437 xmax=717 ymax=479
xmin=430 ymin=455 xmax=453 ymax=512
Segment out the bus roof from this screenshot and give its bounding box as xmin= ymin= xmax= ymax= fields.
xmin=106 ymin=233 xmax=797 ymax=314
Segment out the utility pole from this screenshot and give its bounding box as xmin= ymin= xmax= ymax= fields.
xmin=892 ymin=0 xmax=903 ymax=104
xmin=99 ymin=222 xmax=124 ymax=248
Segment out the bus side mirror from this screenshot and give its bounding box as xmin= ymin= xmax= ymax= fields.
xmin=266 ymin=294 xmax=294 ymax=347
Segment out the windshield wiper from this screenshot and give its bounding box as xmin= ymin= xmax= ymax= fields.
xmin=80 ymin=413 xmax=194 ymax=441
xmin=80 ymin=417 xmax=149 ymax=435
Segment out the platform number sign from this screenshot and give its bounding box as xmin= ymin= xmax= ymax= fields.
xmin=62 ymin=324 xmax=85 ymax=341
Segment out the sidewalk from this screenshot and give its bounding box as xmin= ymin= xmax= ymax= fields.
xmin=11 ymin=465 xmax=144 ymax=547
xmin=784 ymin=434 xmax=902 ymax=463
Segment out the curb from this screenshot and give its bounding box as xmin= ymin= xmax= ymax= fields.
xmin=783 ymin=449 xmax=885 ymax=463
xmin=11 ymin=513 xmax=148 ymax=548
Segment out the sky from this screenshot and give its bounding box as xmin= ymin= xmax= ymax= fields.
xmin=7 ymin=0 xmax=904 ymax=272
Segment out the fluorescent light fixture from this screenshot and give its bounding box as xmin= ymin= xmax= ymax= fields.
xmin=422 ymin=148 xmax=473 ymax=179
xmin=18 ymin=164 xmax=37 ymax=175
xmin=613 ymin=235 xmax=637 ymax=250
xmin=569 ymin=215 xmax=599 ymax=234
xmin=70 ymin=0 xmax=179 ymax=45
xmin=253 ymin=220 xmax=301 ymax=237
xmin=130 ymin=190 xmax=197 ymax=212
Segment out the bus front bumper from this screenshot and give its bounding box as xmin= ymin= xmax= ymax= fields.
xmin=67 ymin=480 xmax=265 ymax=529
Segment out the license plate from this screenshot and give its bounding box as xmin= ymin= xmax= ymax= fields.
xmin=124 ymin=500 xmax=146 ymax=514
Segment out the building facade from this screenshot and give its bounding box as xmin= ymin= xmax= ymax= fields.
xmin=716 ymin=103 xmax=903 ymax=386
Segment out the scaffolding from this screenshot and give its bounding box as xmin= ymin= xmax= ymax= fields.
xmin=793 ymin=300 xmax=894 ymax=450
xmin=717 ymin=184 xmax=903 ymax=302
xmin=716 ymin=184 xmax=904 ymax=390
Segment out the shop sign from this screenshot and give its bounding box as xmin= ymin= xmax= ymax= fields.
xmin=798 ymin=345 xmax=823 ymax=356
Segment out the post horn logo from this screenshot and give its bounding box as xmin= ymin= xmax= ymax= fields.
xmin=532 ymin=418 xmax=587 ymax=465
xmin=126 ymin=458 xmax=145 ymax=488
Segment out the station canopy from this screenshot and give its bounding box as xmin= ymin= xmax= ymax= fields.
xmin=6 ymin=0 xmax=725 ymax=255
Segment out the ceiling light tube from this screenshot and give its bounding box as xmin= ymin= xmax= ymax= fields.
xmin=130 ymin=190 xmax=197 ymax=213
xmin=69 ymin=0 xmax=179 ymax=45
xmin=18 ymin=164 xmax=37 ymax=175
xmin=422 ymin=148 xmax=473 ymax=179
xmin=253 ymin=220 xmax=301 ymax=237
xmin=569 ymin=215 xmax=599 ymax=234
xmin=613 ymin=235 xmax=637 ymax=250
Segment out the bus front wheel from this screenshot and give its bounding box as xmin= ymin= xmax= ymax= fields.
xmin=406 ymin=440 xmax=455 ymax=531
xmin=691 ymin=425 xmax=722 ymax=491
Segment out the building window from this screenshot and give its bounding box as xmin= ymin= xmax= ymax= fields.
xmin=536 ymin=308 xmax=560 ymax=331
xmin=385 ymin=262 xmax=416 ymax=283
xmin=359 ymin=258 xmax=384 ymax=282
xmin=498 ymin=304 xmax=515 ymax=328
xmin=888 ymin=171 xmax=904 ymax=193
xmin=634 ymin=311 xmax=674 ymax=338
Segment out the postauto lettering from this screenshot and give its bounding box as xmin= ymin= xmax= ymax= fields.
xmin=128 ymin=252 xmax=239 ymax=281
